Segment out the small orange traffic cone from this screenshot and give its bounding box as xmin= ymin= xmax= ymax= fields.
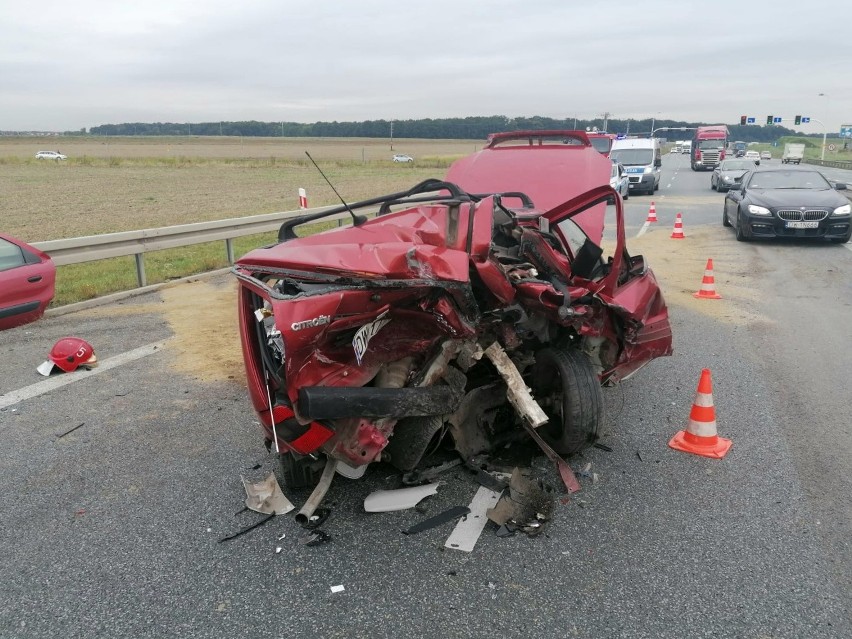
xmin=693 ymin=259 xmax=722 ymax=299
xmin=646 ymin=201 xmax=658 ymax=222
xmin=668 ymin=369 xmax=732 ymax=459
xmin=670 ymin=213 xmax=685 ymax=239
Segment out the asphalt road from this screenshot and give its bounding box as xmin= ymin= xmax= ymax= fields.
xmin=1 ymin=159 xmax=851 ymax=638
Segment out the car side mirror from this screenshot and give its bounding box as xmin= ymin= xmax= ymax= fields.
xmin=835 ymin=182 xmax=847 ymax=191
xmin=654 ymin=159 xmax=662 ymax=168
xmin=628 ymin=254 xmax=647 ymax=276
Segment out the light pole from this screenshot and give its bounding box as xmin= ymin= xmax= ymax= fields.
xmin=818 ymin=93 xmax=829 ymax=160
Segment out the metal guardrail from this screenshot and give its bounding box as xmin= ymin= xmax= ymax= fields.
xmin=32 ymin=205 xmax=346 ymax=287
xmin=804 ymin=158 xmax=852 ymax=170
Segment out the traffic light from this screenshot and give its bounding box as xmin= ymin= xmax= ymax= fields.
xmin=794 ymin=115 xmax=802 ymax=125
xmin=740 ymin=115 xmax=747 ymax=126
xmin=766 ymin=115 xmax=773 ymax=125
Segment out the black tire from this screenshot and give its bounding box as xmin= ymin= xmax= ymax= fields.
xmin=722 ymin=204 xmax=732 ymax=227
xmin=735 ymin=210 xmax=749 ymax=242
xmin=527 ymin=348 xmax=602 ymax=455
xmin=278 ymin=451 xmax=326 ymax=489
xmin=623 ymin=189 xmax=628 ymax=201
xmin=711 ymin=180 xmax=717 ymax=191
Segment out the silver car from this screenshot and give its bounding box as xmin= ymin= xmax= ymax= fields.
xmin=711 ymin=159 xmax=755 ymax=192
xmin=610 ymin=161 xmax=629 ymax=200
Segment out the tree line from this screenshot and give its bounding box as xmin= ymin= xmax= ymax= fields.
xmin=85 ymin=116 xmax=807 ymax=142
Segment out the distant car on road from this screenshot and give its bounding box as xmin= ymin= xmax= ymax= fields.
xmin=35 ymin=151 xmax=67 ymax=160
xmin=745 ymin=150 xmax=761 ymax=165
xmin=392 ymin=154 xmax=414 ymax=163
xmin=760 ymin=151 xmax=772 ymax=160
xmin=723 ymin=168 xmax=851 ymax=243
xmin=610 ymin=161 xmax=629 ymax=200
xmin=0 ymin=234 xmax=56 ymax=330
xmin=711 ymin=159 xmax=754 ymax=192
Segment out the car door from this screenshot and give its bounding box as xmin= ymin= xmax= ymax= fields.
xmin=0 ymin=236 xmax=56 ymax=330
xmin=724 ymin=172 xmax=749 ymax=222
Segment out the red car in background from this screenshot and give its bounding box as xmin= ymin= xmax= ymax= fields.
xmin=0 ymin=234 xmax=56 ymax=330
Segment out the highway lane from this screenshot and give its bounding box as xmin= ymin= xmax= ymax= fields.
xmin=1 ymin=167 xmax=851 ymax=638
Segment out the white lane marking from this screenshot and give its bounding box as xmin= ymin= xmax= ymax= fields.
xmin=0 ymin=340 xmax=170 ymax=410
xmin=845 ymin=243 xmax=852 ymax=253
xmin=444 ymin=484 xmax=503 ymax=552
xmin=637 ymin=221 xmax=651 ymax=238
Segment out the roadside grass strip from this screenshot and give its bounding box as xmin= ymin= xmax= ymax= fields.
xmin=0 ymin=340 xmax=170 ymax=410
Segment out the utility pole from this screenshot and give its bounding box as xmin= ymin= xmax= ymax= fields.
xmin=390 ymin=120 xmax=394 ymax=150
xmin=598 ymin=112 xmax=611 ymax=133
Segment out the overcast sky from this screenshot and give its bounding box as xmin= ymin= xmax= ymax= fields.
xmin=1 ymin=0 xmax=849 ymax=134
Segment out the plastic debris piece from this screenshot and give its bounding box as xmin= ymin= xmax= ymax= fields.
xmin=275 ymin=547 xmax=282 ymax=554
xmin=301 ymin=508 xmax=330 ymax=529
xmin=636 ymin=450 xmax=644 ymax=462
xmin=277 ymin=532 xmax=287 ymax=541
xmin=402 ymin=506 xmax=470 ymax=535
xmin=593 ymin=442 xmax=613 ymax=452
xmin=56 ymin=422 xmax=85 ymax=439
xmin=303 ymin=530 xmax=332 ymax=547
xmin=218 ymin=512 xmax=275 ymax=543
xmin=330 ymin=585 xmax=345 ymax=594
xmin=364 ymin=484 xmax=439 ymax=512
xmin=495 ymin=524 xmax=516 ymax=538
xmin=242 ymin=473 xmax=295 ymax=515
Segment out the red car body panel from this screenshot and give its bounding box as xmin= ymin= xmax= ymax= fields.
xmin=0 ymin=233 xmax=56 ymax=331
xmin=445 ymin=130 xmax=611 ymax=243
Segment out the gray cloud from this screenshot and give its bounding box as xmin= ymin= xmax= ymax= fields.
xmin=0 ymin=0 xmax=848 ymax=131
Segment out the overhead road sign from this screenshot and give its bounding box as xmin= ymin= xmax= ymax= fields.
xmin=840 ymin=125 xmax=852 ymax=139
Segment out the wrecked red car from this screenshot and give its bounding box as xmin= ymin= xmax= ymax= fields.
xmin=233 ymin=133 xmax=672 ymax=506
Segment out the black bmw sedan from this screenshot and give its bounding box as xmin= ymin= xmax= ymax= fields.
xmin=723 ymin=168 xmax=851 ymax=243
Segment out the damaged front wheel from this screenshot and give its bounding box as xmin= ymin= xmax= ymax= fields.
xmin=528 ymin=348 xmax=602 ymax=455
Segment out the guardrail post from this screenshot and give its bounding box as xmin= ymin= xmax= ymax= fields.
xmin=134 ymin=253 xmax=147 ymax=288
xmin=225 ymin=238 xmax=235 ymax=264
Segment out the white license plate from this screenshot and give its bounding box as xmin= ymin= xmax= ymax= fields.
xmin=786 ymin=221 xmax=819 ymax=229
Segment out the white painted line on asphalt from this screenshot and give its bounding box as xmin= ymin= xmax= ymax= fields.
xmin=845 ymin=243 xmax=852 ymax=253
xmin=444 ymin=484 xmax=503 ymax=552
xmin=637 ymin=221 xmax=651 ymax=238
xmin=0 ymin=340 xmax=170 ymax=410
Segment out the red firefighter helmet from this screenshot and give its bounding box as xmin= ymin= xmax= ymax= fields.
xmin=36 ymin=337 xmax=98 ymax=376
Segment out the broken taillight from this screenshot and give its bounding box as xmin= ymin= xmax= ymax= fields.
xmin=267 ymin=404 xmax=334 ymax=454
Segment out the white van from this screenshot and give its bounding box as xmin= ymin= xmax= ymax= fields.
xmin=609 ymin=138 xmax=662 ymax=195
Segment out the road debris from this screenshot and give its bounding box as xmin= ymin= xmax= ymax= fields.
xmin=486 ymin=468 xmax=554 ymax=536
xmin=218 ymin=512 xmax=275 ymax=543
xmin=364 ymin=484 xmax=439 ymax=513
xmin=303 ymin=529 xmax=332 ymax=547
xmin=402 ymin=458 xmax=463 ymax=485
xmin=444 ymin=485 xmax=504 ymax=552
xmin=242 ymin=473 xmax=294 ymax=515
xmin=593 ymin=442 xmax=613 ymax=452
xmin=301 ymin=508 xmax=330 ymax=529
xmin=402 ymin=506 xmax=471 ymax=535
xmin=330 ymin=585 xmax=345 ymax=594
xmin=56 ymin=422 xmax=85 ymax=439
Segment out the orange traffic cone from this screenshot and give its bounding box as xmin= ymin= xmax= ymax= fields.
xmin=670 ymin=213 xmax=685 ymax=239
xmin=693 ymin=259 xmax=722 ymax=299
xmin=646 ymin=201 xmax=658 ymax=222
xmin=668 ymin=369 xmax=732 ymax=459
